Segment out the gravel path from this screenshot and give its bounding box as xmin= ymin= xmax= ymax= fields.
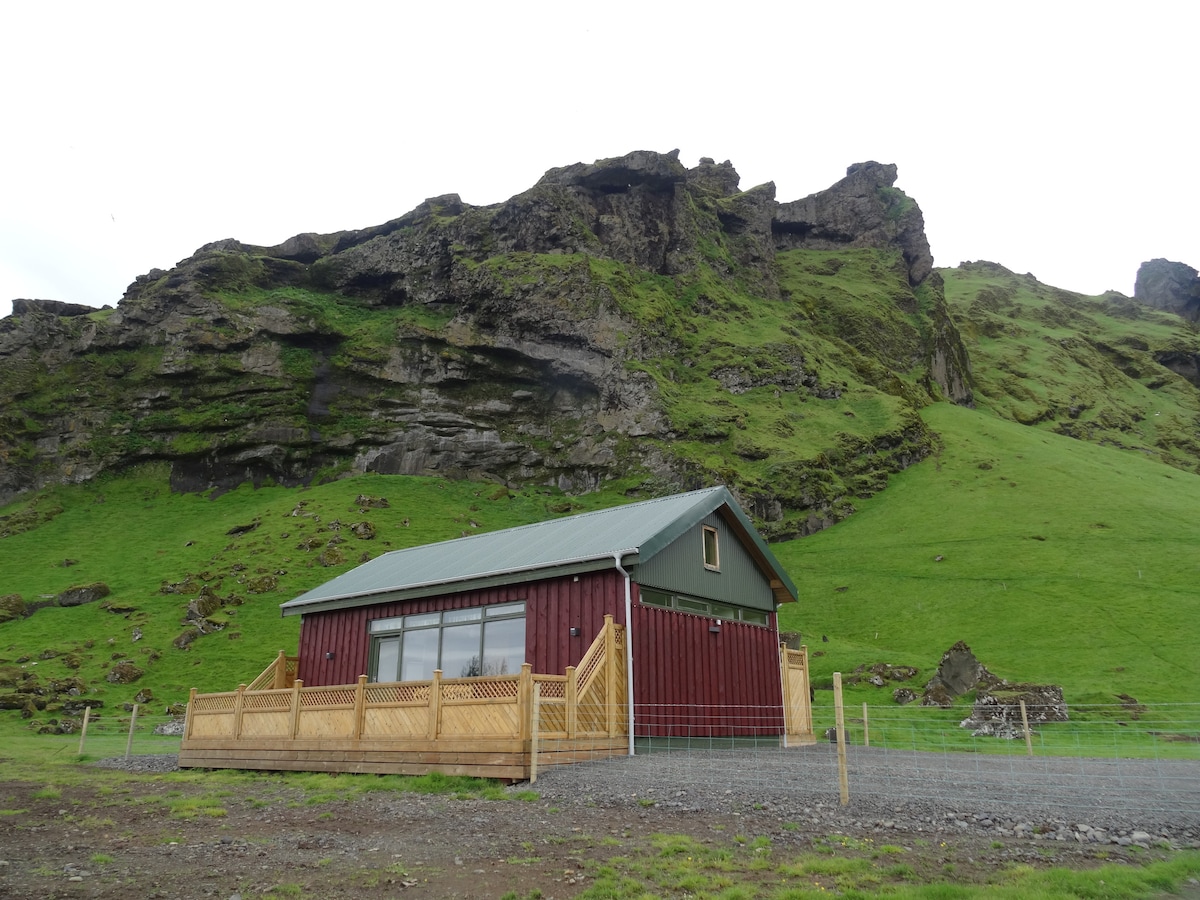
xmin=530 ymin=744 xmax=1200 ymax=847
xmin=100 ymin=743 xmax=1200 ymax=848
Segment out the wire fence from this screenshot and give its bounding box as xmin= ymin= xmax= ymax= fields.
xmin=532 ymin=700 xmax=1200 ymax=833
xmin=47 ymin=706 xmax=184 ymax=760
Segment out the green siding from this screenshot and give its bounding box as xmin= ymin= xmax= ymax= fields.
xmin=634 ymin=512 xmax=775 ymax=612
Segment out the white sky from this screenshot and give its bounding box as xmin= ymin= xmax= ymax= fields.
xmin=2 ymin=2 xmax=1195 ymax=320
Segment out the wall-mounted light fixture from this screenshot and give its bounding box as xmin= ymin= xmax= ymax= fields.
xmin=569 ymin=627 xmax=581 ymax=637
xmin=709 ymin=619 xmax=722 ymax=634
xmin=325 ymin=651 xmax=335 ymax=660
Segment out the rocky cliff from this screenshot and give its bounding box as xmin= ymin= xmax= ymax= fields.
xmin=1134 ymin=258 xmax=1200 ymax=322
xmin=0 ymin=150 xmax=972 ymax=534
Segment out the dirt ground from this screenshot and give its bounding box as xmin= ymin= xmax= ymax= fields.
xmin=1 ymin=769 xmax=1192 ymax=900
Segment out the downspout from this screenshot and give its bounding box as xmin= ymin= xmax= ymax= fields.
xmin=613 ymin=551 xmax=636 ymax=756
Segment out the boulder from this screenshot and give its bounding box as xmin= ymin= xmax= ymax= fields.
xmin=0 ymin=593 xmax=26 ymax=623
xmin=921 ymin=641 xmax=1001 ymax=706
xmin=1134 ymin=259 xmax=1200 ymax=322
xmin=106 ymin=660 xmax=145 ymax=684
xmin=962 ymin=683 xmax=1068 ymax=737
xmin=56 ymin=582 xmax=111 ymax=607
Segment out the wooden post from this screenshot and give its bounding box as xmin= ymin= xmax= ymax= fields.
xmin=833 ymin=673 xmax=849 ymax=806
xmin=125 ymin=704 xmax=139 ymax=759
xmin=862 ymin=702 xmax=870 ymax=748
xmin=530 ymin=683 xmax=542 ymax=784
xmin=429 ymin=670 xmax=443 ymax=741
xmin=352 ymin=675 xmax=367 ymax=739
xmin=77 ymin=706 xmax=92 ymax=755
xmin=565 ymin=666 xmax=578 ymax=739
xmin=800 ymin=646 xmax=812 ymax=736
xmin=233 ymin=684 xmax=247 ymax=740
xmin=517 ymin=664 xmax=533 ymax=743
xmin=778 ymin=643 xmax=792 ymax=747
xmin=1019 ymin=699 xmax=1034 ymax=757
xmin=288 ymin=680 xmax=303 ymax=738
xmin=184 ymin=688 xmax=197 ymax=740
xmin=604 ymin=615 xmax=617 ymax=736
xmin=273 ymin=650 xmax=288 ymax=689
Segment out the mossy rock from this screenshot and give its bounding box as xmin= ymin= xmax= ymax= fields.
xmin=0 ymin=593 xmax=26 ymax=623
xmin=56 ymin=582 xmax=111 ymax=607
xmin=246 ymin=574 xmax=279 ymax=593
xmin=317 ymin=547 xmax=346 ymax=567
xmin=106 ymin=660 xmax=145 ymax=684
xmin=173 ymin=628 xmax=201 ymax=650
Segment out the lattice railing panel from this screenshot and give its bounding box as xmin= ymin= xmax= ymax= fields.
xmin=442 ymin=678 xmax=518 ymax=702
xmin=299 ymin=688 xmax=356 ymax=708
xmin=366 ymin=683 xmax=431 ymax=704
xmin=242 ymin=690 xmax=291 ymax=712
xmin=535 ymin=677 xmax=566 ymax=699
xmin=191 ymin=694 xmax=236 ymax=713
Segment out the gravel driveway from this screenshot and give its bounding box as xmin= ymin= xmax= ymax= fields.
xmin=530 ymin=743 xmax=1200 ymax=845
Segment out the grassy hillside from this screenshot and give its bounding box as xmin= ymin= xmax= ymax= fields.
xmin=942 ymin=261 xmax=1200 ymax=473
xmin=0 ymin=468 xmax=635 ymax=722
xmin=2 ymin=255 xmax=1200 ymax=742
xmin=2 ymin=399 xmax=1197 ymax=735
xmin=776 ymin=401 xmax=1200 ymax=711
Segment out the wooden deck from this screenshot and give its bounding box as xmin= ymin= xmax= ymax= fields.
xmin=180 ymin=619 xmax=814 ymax=779
xmin=180 ymin=616 xmax=629 ymax=780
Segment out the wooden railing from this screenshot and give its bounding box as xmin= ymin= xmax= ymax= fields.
xmin=245 ymin=651 xmax=300 ymax=692
xmin=180 ymin=616 xmax=628 ymax=779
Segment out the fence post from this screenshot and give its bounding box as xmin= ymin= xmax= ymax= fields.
xmin=517 ymin=664 xmax=533 ymax=743
xmin=530 ymin=683 xmax=542 ymax=784
xmin=185 ymin=688 xmax=197 ymax=740
xmin=779 ymin=643 xmax=792 ymax=748
xmin=428 ymin=670 xmax=443 ymax=741
xmin=125 ymin=704 xmax=139 ymax=760
xmin=352 ymin=675 xmax=367 ymax=739
xmin=233 ymin=684 xmax=247 ymax=739
xmin=273 ymin=650 xmax=288 ymax=689
xmin=565 ymin=666 xmax=578 ymax=740
xmin=1019 ymin=700 xmax=1034 ymax=757
xmin=862 ymin=702 xmax=870 ymax=748
xmin=77 ymin=706 xmax=92 ymax=755
xmin=289 ymin=680 xmax=303 ymax=738
xmin=604 ymin=615 xmax=617 ymax=736
xmin=833 ymin=673 xmax=849 ymax=806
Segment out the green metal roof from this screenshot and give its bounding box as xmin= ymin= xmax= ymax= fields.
xmin=280 ymin=486 xmax=798 ymax=616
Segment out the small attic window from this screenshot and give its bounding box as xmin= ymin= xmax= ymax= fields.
xmin=702 ymin=525 xmax=720 ymax=571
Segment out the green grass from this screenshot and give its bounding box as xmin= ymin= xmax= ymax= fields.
xmin=942 ymin=262 xmax=1200 ymax=474
xmin=777 ymin=401 xmax=1200 ymax=732
xmin=574 ymin=833 xmax=1200 ymax=898
xmin=0 ymin=467 xmax=640 ymax=736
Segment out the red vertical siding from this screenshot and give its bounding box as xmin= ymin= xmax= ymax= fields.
xmin=295 ymin=570 xmax=626 ymax=686
xmin=293 ymin=569 xmax=783 ymax=738
xmin=630 ymin=596 xmax=783 ymax=738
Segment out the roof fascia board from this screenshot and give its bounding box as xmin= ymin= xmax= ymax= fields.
xmin=281 ymin=550 xmax=640 ymax=617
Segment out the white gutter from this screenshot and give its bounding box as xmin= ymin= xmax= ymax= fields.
xmin=612 ymin=550 xmax=637 ymax=756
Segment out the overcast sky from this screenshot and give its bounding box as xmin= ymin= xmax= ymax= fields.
xmin=2 ymin=2 xmax=1195 ymax=320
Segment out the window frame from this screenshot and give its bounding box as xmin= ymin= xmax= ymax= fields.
xmin=702 ymin=525 xmax=720 ymax=571
xmin=638 ymin=588 xmax=770 ymax=627
xmin=367 ymin=601 xmax=526 ymax=682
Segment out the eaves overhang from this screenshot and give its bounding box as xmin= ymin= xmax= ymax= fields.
xmin=280 ymin=549 xmax=641 ymax=617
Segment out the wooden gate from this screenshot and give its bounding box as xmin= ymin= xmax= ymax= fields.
xmin=780 ymin=644 xmax=815 ymax=745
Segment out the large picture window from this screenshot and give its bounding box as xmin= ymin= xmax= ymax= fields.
xmin=368 ymin=602 xmax=526 ymax=682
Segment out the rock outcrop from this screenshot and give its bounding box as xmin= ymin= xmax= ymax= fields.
xmin=0 ymin=150 xmax=974 ymax=522
xmin=1134 ymin=258 xmax=1200 ymax=322
xmin=774 ymin=161 xmax=935 ymax=287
